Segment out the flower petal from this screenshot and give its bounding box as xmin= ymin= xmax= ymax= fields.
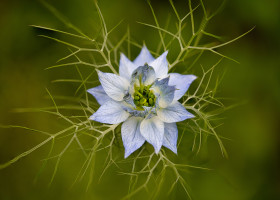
xmin=157 ymin=101 xmax=194 ymax=123
xmin=169 ymin=73 xmax=197 ymax=100
xmin=90 ymin=100 xmax=129 ymax=124
xmin=140 ymin=116 xmax=164 ymax=153
xmin=163 ymin=123 xmax=178 ymax=154
xmin=121 ymin=117 xmax=145 ymax=158
xmin=119 ymin=53 xmax=138 ymax=80
xmin=148 ymin=51 xmax=168 ymax=79
xmin=97 ymin=70 xmax=129 ymax=101
xmin=133 ymin=45 xmax=155 ymax=66
xmin=130 ymin=64 xmax=156 ymax=86
xmin=152 ymin=77 xmax=175 ymax=108
xmin=87 ymin=85 xmax=111 ymax=105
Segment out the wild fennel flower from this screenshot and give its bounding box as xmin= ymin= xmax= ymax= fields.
xmin=88 ymin=46 xmax=196 ymax=158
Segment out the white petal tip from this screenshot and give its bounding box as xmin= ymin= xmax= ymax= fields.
xmin=95 ymin=69 xmax=101 ymax=74
xmin=160 ymin=51 xmax=168 ymax=58
xmin=124 ymin=152 xmax=131 ymax=159
xmin=120 ymin=53 xmax=130 ymax=61
xmin=155 ymin=148 xmax=161 ymax=154
xmin=87 ymin=87 xmax=96 ymax=94
xmin=142 ymin=44 xmax=147 ymax=49
xmin=89 ymin=114 xmax=96 ymax=120
xmin=163 ymin=145 xmax=177 ymax=154
xmin=190 ymin=75 xmax=197 ymax=81
xmin=172 ymin=148 xmax=178 ymax=154
xmin=188 ymin=112 xmax=195 ymax=119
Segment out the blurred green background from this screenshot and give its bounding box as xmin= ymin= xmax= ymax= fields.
xmin=0 ymin=0 xmax=280 ymax=199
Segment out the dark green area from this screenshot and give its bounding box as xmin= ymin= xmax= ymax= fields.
xmin=0 ymin=0 xmax=279 ymax=199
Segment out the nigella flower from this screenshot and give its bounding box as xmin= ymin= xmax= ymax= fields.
xmin=88 ymin=46 xmax=196 ymax=158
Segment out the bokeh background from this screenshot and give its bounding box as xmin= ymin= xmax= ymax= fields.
xmin=0 ymin=0 xmax=280 ymax=199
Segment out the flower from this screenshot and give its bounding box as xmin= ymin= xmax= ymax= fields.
xmin=88 ymin=46 xmax=196 ymax=158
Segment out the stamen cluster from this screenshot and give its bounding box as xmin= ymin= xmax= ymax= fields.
xmin=133 ymin=85 xmax=156 ymax=108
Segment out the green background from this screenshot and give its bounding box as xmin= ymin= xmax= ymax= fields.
xmin=0 ymin=0 xmax=279 ymax=199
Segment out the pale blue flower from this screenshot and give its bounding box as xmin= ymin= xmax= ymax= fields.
xmin=88 ymin=46 xmax=196 ymax=158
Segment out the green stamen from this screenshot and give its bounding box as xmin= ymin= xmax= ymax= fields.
xmin=135 ymin=91 xmax=143 ymax=97
xmin=140 ymin=98 xmax=146 ymax=104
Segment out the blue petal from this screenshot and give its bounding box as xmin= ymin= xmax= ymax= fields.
xmin=152 ymin=77 xmax=175 ymax=108
xmin=163 ymin=123 xmax=178 ymax=154
xmin=121 ymin=117 xmax=145 ymax=158
xmin=148 ymin=51 xmax=168 ymax=79
xmin=130 ymin=64 xmax=156 ymax=86
xmin=157 ymin=101 xmax=195 ymax=123
xmin=169 ymin=73 xmax=197 ymax=100
xmin=119 ymin=53 xmax=138 ymax=80
xmin=140 ymin=116 xmax=164 ymax=153
xmin=133 ymin=45 xmax=155 ymax=66
xmin=87 ymin=85 xmax=111 ymax=105
xmin=90 ymin=100 xmax=129 ymax=124
xmin=97 ymin=70 xmax=129 ymax=101
xmin=123 ymin=91 xmax=136 ymax=108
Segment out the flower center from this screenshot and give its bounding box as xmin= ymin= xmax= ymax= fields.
xmin=133 ymin=85 xmax=156 ymax=108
